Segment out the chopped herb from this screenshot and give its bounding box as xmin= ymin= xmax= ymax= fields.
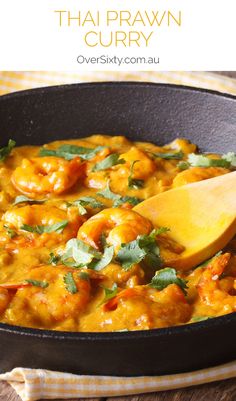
xmin=150 ymin=268 xmax=188 ymax=295
xmin=222 ymin=152 xmax=236 ymax=167
xmin=191 ymin=316 xmax=211 ymax=322
xmin=13 ymin=195 xmax=46 ymax=206
xmin=98 ymin=181 xmax=142 ymax=207
xmin=3 ymin=225 xmax=17 ymax=238
xmin=196 ymin=251 xmax=222 ymax=269
xmin=67 ymin=196 xmax=104 ymax=215
xmin=49 ymin=252 xmax=60 ymax=266
xmin=20 ymin=220 xmax=68 ymax=234
xmin=63 ymin=272 xmax=78 ymax=294
xmin=177 ymin=161 xmax=190 ymax=170
xmin=128 ymin=161 xmax=144 ymax=189
xmin=92 ymin=246 xmax=114 ymax=271
xmin=113 ymin=196 xmax=142 ymax=207
xmin=78 ymin=272 xmax=90 ymax=281
xmin=0 ymin=139 xmax=16 ymax=162
xmin=61 ymin=238 xmax=102 ymax=267
xmin=178 ymin=152 xmax=236 ymax=170
xmin=188 ymin=153 xmax=230 ymax=168
xmin=25 ymin=279 xmax=49 ymax=289
xmin=97 ymin=181 xmax=121 ymax=202
xmin=100 ymin=283 xmax=118 ymax=304
xmin=116 ymin=228 xmax=168 ymax=271
xmin=39 ymin=144 xmax=106 ymax=161
xmin=92 ymin=153 xmax=125 ymax=172
xmin=151 ymin=151 xmax=184 ymax=160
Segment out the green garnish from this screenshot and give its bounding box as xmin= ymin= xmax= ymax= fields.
xmin=0 ymin=139 xmax=16 ymax=162
xmin=128 ymin=160 xmax=144 ymax=189
xmin=178 ymin=152 xmax=236 ymax=170
xmin=151 ymin=151 xmax=184 ymax=160
xmin=222 ymin=152 xmax=236 ymax=167
xmin=25 ymin=279 xmax=49 ymax=288
xmin=97 ymin=180 xmax=121 ymax=202
xmin=196 ymin=251 xmax=222 ymax=269
xmin=92 ymin=153 xmax=125 ymax=172
xmin=13 ymin=195 xmax=46 ymax=206
xmin=67 ymin=196 xmax=104 ymax=215
xmin=100 ymin=283 xmax=118 ymax=304
xmin=49 ymin=252 xmax=60 ymax=266
xmin=39 ymin=144 xmax=106 ymax=161
xmin=20 ymin=220 xmax=68 ymax=234
xmin=150 ymin=267 xmax=188 ymax=295
xmin=61 ymin=238 xmax=102 ymax=267
xmin=91 ymin=246 xmax=114 ymax=271
xmin=191 ymin=316 xmax=211 ymax=322
xmin=116 ymin=228 xmax=169 ymax=271
xmin=63 ymin=272 xmax=78 ymax=294
xmin=78 ymin=272 xmax=90 ymax=281
xmin=3 ymin=225 xmax=17 ymax=238
xmin=97 ymin=181 xmax=142 ymax=207
xmin=113 ymin=196 xmax=142 ymax=207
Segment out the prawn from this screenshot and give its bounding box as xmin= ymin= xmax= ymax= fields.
xmin=12 ymin=156 xmax=85 ymax=197
xmin=112 ymin=147 xmax=156 ymax=180
xmin=2 ymin=204 xmax=83 ymax=247
xmin=2 ymin=266 xmax=103 ymax=328
xmin=84 ymin=284 xmax=191 ymax=331
xmin=77 ymin=208 xmax=152 ymax=252
xmin=197 ymin=253 xmax=236 ymax=313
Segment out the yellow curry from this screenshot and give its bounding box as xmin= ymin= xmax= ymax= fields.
xmin=0 ymin=134 xmax=235 ymax=332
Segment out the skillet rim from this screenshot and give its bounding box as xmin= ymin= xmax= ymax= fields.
xmin=0 ymin=80 xmax=236 ymax=341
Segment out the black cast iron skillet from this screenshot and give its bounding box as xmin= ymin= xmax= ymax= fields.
xmin=0 ymin=82 xmax=236 ymax=376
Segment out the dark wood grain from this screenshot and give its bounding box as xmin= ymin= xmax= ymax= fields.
xmin=1 ymin=70 xmax=236 ymax=401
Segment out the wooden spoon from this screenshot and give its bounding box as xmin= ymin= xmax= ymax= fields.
xmin=134 ymin=171 xmax=236 ymax=270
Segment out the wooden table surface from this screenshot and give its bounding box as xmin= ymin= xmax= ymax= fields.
xmin=1 ymin=71 xmax=236 ymax=401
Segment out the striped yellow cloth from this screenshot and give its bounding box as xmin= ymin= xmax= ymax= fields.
xmin=0 ymin=362 xmax=236 ymax=401
xmin=0 ymin=71 xmax=236 ymax=401
xmin=0 ymin=71 xmax=236 ymax=96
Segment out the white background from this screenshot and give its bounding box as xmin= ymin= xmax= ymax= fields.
xmin=0 ymin=0 xmax=235 ymax=71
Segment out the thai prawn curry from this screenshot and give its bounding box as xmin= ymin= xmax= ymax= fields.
xmin=0 ymin=134 xmax=235 ymax=332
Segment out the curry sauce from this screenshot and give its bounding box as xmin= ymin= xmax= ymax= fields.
xmin=0 ymin=134 xmax=235 ymax=332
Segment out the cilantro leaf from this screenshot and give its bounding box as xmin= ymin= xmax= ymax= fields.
xmin=39 ymin=144 xmax=106 ymax=161
xmin=92 ymin=246 xmax=114 ymax=271
xmin=13 ymin=195 xmax=46 ymax=206
xmin=113 ymin=196 xmax=142 ymax=207
xmin=97 ymin=181 xmax=121 ymax=202
xmin=100 ymin=283 xmax=118 ymax=304
xmin=25 ymin=279 xmax=49 ymax=288
xmin=191 ymin=316 xmax=211 ymax=322
xmin=188 ymin=153 xmax=230 ymax=168
xmin=78 ymin=272 xmax=90 ymax=281
xmin=0 ymin=139 xmax=16 ymax=162
xmin=178 ymin=152 xmax=236 ymax=170
xmin=222 ymin=152 xmax=236 ymax=167
xmin=61 ymin=238 xmax=101 ymax=267
xmin=117 ymin=240 xmax=146 ymax=270
xmin=68 ymin=196 xmax=104 ymax=215
xmin=49 ymin=252 xmax=60 ymax=266
xmin=98 ymin=181 xmax=142 ymax=207
xmin=196 ymin=251 xmax=222 ymax=269
xmin=63 ymin=272 xmax=78 ymax=294
xmin=92 ymin=153 xmax=125 ymax=172
xmin=151 ymin=151 xmax=184 ymax=160
xmin=20 ymin=220 xmax=68 ymax=234
xmin=116 ymin=228 xmax=168 ymax=271
xmin=128 ymin=160 xmax=144 ymax=189
xmin=3 ymin=225 xmax=17 ymax=238
xmin=150 ymin=267 xmax=188 ymax=295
